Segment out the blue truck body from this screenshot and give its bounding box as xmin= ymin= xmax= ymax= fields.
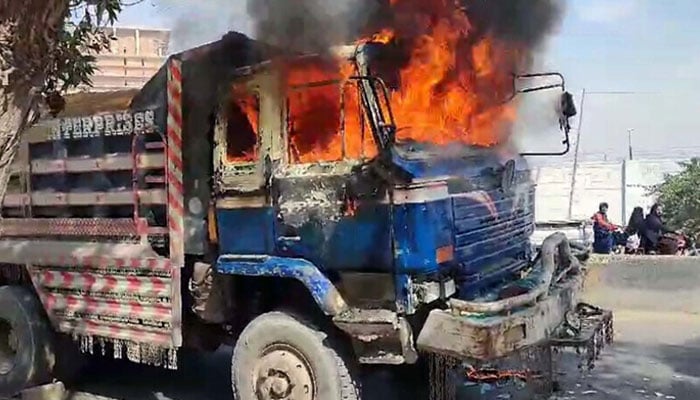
xmin=213 ymin=142 xmax=535 ymax=312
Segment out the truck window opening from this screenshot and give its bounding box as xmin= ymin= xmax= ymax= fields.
xmin=287 ymin=58 xmax=377 ymax=164
xmin=287 ymin=83 xmax=376 ymax=164
xmin=226 ymin=91 xmax=259 ymax=163
xmin=287 ymin=84 xmax=343 ymax=164
xmin=342 ymin=83 xmax=377 ymax=160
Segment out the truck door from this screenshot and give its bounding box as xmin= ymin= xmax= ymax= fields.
xmin=273 ymin=61 xmax=391 ymax=270
xmin=214 ymin=79 xmax=264 ymax=192
xmin=212 ymin=71 xmax=282 ymax=254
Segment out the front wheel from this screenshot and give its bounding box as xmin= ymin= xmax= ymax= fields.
xmin=231 ymin=311 xmax=360 ymax=400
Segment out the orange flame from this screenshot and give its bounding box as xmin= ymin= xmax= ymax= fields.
xmin=466 ymin=366 xmax=542 ymax=383
xmin=285 ymin=57 xmax=375 ymax=164
xmin=380 ymin=0 xmax=519 ymax=147
xmin=226 ymin=85 xmax=259 ymax=163
xmin=232 ymin=0 xmax=524 ymax=164
xmin=359 ymin=28 xmax=396 ymax=45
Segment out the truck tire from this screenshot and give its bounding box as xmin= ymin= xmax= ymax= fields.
xmin=0 ymin=286 xmax=52 ymax=397
xmin=231 ymin=311 xmax=360 ymax=400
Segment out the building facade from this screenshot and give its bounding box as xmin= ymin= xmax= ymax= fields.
xmin=84 ymin=27 xmax=170 ymax=92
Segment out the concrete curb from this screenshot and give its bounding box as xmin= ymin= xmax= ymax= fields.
xmin=583 ymin=255 xmax=700 ymax=313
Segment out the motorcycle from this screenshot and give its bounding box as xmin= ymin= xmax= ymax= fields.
xmin=681 ymin=233 xmax=698 ymax=256
xmin=653 ymin=232 xmax=698 ymax=256
xmin=611 ymin=229 xmax=696 ymax=256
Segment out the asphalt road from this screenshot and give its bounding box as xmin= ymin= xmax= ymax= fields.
xmin=549 ymin=257 xmax=700 ymax=400
xmin=551 ymin=310 xmax=700 ymax=400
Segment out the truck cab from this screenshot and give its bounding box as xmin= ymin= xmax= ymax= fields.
xmin=205 ymin=41 xmax=564 ymax=304
xmin=196 ymin=38 xmax=590 ymax=370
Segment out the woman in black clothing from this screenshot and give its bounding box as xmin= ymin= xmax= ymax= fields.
xmin=643 ymin=203 xmax=675 ymax=252
xmin=626 ymin=207 xmax=645 ymax=236
xmin=624 ymin=207 xmax=645 ymax=253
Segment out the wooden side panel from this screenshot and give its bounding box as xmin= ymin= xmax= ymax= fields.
xmin=0 ymin=93 xmax=180 ymax=367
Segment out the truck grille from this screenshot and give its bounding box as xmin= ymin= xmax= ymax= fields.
xmin=451 ymin=186 xmax=535 ymax=296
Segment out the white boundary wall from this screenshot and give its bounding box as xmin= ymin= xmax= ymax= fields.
xmin=533 ymin=159 xmax=686 ymax=225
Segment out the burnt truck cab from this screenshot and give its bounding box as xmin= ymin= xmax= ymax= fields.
xmin=202 ymin=40 xmax=608 ymax=367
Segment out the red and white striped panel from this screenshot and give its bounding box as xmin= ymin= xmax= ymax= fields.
xmin=33 ymin=270 xmax=171 ymax=298
xmin=44 ymin=293 xmax=172 ymax=322
xmin=167 ymin=58 xmax=185 ymax=267
xmin=166 ymin=58 xmax=184 ymax=347
xmin=14 ymin=58 xmax=187 ymax=352
xmin=31 ymin=255 xmax=172 ymax=273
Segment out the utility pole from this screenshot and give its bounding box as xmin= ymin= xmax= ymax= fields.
xmin=567 ymin=88 xmax=586 ymax=220
xmin=628 ymin=128 xmax=635 ymax=160
xmin=566 ymin=90 xmax=639 ymax=220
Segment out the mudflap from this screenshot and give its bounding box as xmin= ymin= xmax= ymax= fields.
xmin=422 ymin=302 xmax=614 ymax=400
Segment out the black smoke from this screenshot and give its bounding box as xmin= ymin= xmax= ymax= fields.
xmin=246 ymin=0 xmax=564 ymax=58
xmin=246 ymin=0 xmax=380 ymax=54
xmin=461 ymin=0 xmax=565 ymax=50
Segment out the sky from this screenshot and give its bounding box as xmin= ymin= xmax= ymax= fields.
xmin=116 ymin=0 xmax=700 ymax=162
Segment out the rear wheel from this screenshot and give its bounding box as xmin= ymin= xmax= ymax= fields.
xmin=0 ymin=286 xmax=52 ymax=397
xmin=231 ymin=311 xmax=360 ymax=400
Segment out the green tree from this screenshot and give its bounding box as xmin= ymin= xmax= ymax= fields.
xmin=650 ymin=158 xmax=700 ymax=242
xmin=0 ymin=0 xmax=137 ymax=202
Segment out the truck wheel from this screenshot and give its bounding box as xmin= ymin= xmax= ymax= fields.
xmin=231 ymin=311 xmax=360 ymax=400
xmin=0 ymin=286 xmax=52 ymax=397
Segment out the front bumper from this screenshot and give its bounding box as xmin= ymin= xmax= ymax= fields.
xmin=416 ymin=272 xmax=582 ymax=361
xmin=416 ymin=233 xmax=612 ymax=363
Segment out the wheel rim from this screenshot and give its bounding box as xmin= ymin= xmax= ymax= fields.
xmin=254 ymin=344 xmax=315 ymax=400
xmin=0 ymin=319 xmax=17 ymax=375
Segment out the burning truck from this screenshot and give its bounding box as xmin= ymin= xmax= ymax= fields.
xmin=0 ymin=2 xmax=611 ymax=399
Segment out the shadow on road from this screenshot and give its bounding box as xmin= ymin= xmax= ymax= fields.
xmin=70 ymin=347 xmax=428 ymax=400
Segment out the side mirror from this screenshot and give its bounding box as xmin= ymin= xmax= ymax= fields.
xmin=509 ymin=73 xmax=577 ymax=157
xmin=560 ymin=91 xmax=577 ymax=118
xmin=558 ymin=91 xmax=577 ymax=134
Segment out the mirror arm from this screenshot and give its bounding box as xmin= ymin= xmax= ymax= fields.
xmin=518 ymin=83 xmax=565 ymax=94
xmin=520 ymin=128 xmax=571 ymax=157
xmin=511 ymin=72 xmax=576 ymax=157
